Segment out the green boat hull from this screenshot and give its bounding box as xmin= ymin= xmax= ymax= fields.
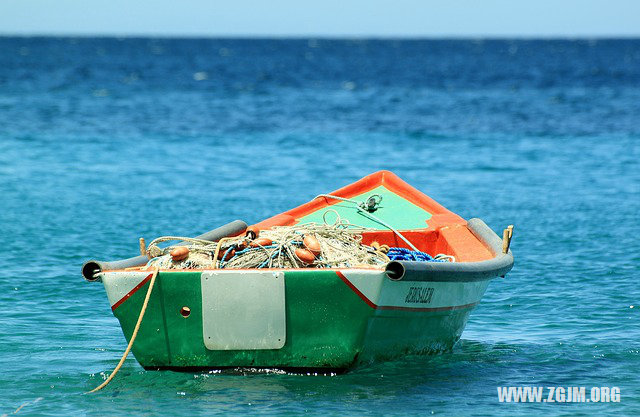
xmin=91 ymin=172 xmax=514 ymax=371
xmin=104 ymin=269 xmax=488 ymax=370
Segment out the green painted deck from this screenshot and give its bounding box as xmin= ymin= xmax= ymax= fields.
xmin=296 ymin=185 xmax=432 ymax=230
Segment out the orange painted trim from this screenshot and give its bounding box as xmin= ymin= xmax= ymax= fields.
xmin=253 ymin=170 xmax=466 ymax=232
xmin=251 ymin=214 xmax=297 ymax=231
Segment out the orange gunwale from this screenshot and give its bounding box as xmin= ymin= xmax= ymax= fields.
xmin=251 ymin=170 xmax=493 ymax=262
xmin=108 ymin=170 xmax=495 ymax=275
xmin=252 ymin=170 xmax=466 ymax=231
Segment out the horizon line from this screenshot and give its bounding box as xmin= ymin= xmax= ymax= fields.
xmin=1 ymin=33 xmax=640 ymax=41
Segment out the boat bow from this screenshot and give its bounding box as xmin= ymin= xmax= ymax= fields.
xmin=385 ymin=218 xmax=514 ymax=282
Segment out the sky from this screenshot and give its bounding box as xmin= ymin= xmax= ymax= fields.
xmin=1 ymin=0 xmax=639 ymax=38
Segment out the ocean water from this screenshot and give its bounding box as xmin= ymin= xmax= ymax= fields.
xmin=0 ymin=38 xmax=639 ymax=416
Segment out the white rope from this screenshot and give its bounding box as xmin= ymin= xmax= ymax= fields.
xmin=145 ymin=236 xmax=220 ymax=258
xmin=144 ymin=236 xmax=223 ymax=270
xmin=314 ymin=194 xmax=420 ymax=251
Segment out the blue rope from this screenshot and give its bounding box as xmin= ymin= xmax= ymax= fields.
xmin=220 ymin=243 xmax=281 ymax=268
xmin=234 ymin=245 xmax=278 ymax=256
xmin=386 ymin=247 xmax=445 ymax=262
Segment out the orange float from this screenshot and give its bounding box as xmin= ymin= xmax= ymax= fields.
xmin=245 ymin=226 xmax=260 ymax=240
xmin=170 ymin=246 xmax=190 ymax=261
xmin=303 ymin=234 xmax=321 ymax=256
xmin=295 ymin=248 xmax=316 ymax=265
xmin=250 ymin=237 xmax=273 ymax=248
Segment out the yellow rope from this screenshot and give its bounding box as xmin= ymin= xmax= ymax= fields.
xmin=86 ymin=266 xmax=160 ymax=394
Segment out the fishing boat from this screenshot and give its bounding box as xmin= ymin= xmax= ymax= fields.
xmin=82 ymin=171 xmax=514 ymax=371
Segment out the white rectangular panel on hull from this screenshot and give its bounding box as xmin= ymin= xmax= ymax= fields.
xmin=201 ymin=270 xmax=286 ymax=350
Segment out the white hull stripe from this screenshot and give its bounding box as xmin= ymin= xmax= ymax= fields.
xmin=336 ymin=270 xmax=490 ymax=311
xmin=102 ymin=271 xmax=152 ymax=310
xmin=104 ymin=269 xmax=490 ymax=312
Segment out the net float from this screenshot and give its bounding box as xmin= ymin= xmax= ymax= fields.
xmin=245 ymin=226 xmax=260 ymax=240
xmin=218 ymin=248 xmax=236 ymax=261
xmin=170 ymin=246 xmax=190 ymax=261
xmin=295 ymin=248 xmax=316 ymax=265
xmin=370 ymin=241 xmax=381 ymax=251
xmin=250 ymin=237 xmax=273 ymax=248
xmin=303 ymin=234 xmax=321 ymax=256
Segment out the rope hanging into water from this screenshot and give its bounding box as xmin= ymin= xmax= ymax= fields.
xmin=314 ymin=193 xmax=420 ymax=252
xmin=86 ymin=266 xmax=160 ymax=394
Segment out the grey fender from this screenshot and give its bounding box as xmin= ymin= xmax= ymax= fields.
xmin=82 ymin=219 xmax=248 ymax=281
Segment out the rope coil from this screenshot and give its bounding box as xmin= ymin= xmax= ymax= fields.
xmin=386 ymin=247 xmax=455 ymax=263
xmin=314 ymin=194 xmax=420 ymax=251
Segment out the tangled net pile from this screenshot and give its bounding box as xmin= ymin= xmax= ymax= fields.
xmin=144 ymin=222 xmax=391 ymax=270
xmin=144 ymin=236 xmax=221 ymax=270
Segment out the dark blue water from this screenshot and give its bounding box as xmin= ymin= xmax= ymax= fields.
xmin=0 ymin=38 xmax=638 ymax=416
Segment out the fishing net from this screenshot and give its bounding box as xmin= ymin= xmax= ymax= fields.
xmin=223 ymin=223 xmax=389 ymax=269
xmin=144 ymin=221 xmax=390 ymax=270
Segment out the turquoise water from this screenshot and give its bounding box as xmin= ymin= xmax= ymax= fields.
xmin=0 ymin=38 xmax=639 ymax=416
